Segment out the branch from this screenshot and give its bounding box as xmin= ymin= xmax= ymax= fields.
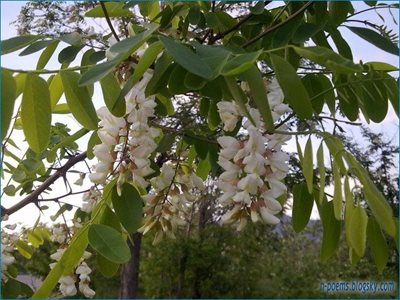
xmin=243 ymin=1 xmax=313 ymax=48
xmin=100 ymin=1 xmax=120 ymax=42
xmin=2 ymin=152 xmax=87 ymax=217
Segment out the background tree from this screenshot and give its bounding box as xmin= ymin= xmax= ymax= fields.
xmin=1 ymin=1 xmax=399 ymax=298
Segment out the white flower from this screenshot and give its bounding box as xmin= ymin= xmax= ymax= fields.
xmin=59 ymin=275 xmax=77 ymax=297
xmin=217 ymin=101 xmax=241 ymax=131
xmin=259 ymin=206 xmax=280 ymax=225
xmin=50 ymin=248 xmax=65 ymax=261
xmin=79 ymin=282 xmax=96 ymax=298
xmin=232 ymin=191 xmax=251 ymax=205
xmin=243 ymin=152 xmax=266 ymax=175
xmin=237 ymin=174 xmax=263 ymax=195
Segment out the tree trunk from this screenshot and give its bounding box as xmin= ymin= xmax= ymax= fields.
xmin=119 ymin=232 xmax=142 ymax=299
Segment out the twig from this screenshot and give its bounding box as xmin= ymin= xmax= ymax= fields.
xmin=2 ymin=152 xmax=87 ymax=217
xmin=100 ymin=1 xmax=120 ymax=42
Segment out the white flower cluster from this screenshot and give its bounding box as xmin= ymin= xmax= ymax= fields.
xmin=89 ymin=107 xmax=126 ymax=185
xmin=88 ymin=71 xmax=161 ymax=194
xmin=125 ymin=71 xmax=161 ymax=189
xmin=138 ymin=163 xmax=205 ymax=244
xmin=52 ymin=224 xmax=68 ymax=244
xmin=216 ymin=79 xmax=291 ymax=230
xmin=81 ymin=188 xmax=102 ymax=213
xmin=50 ymin=249 xmax=95 ymax=298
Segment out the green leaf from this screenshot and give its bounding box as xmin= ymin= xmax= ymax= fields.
xmin=50 ymin=204 xmax=73 ymax=221
xmin=302 ymin=137 xmax=314 ymax=194
xmin=110 ymin=24 xmax=159 ymax=54
xmin=348 ymin=206 xmax=368 ymax=257
xmin=58 ymin=32 xmax=82 ymax=46
xmin=27 ymin=229 xmax=44 ymax=248
xmin=60 ymin=71 xmax=98 ymax=130
xmin=85 ymin=2 xmax=133 ymax=17
xmin=316 ymin=197 xmax=341 ymax=262
xmin=223 ymin=76 xmax=255 ymax=125
xmin=359 ymin=75 xmax=388 ymax=123
xmin=188 ymin=5 xmax=201 ymax=25
xmin=139 ymin=2 xmax=159 ymax=19
xmin=365 ymin=61 xmax=398 ymax=72
xmin=100 ymin=72 xmax=125 ymax=117
xmin=344 ymin=153 xmax=396 ymax=237
xmin=87 ymin=131 xmax=101 ymax=160
xmin=332 ymin=160 xmax=343 ymax=220
xmin=156 ymin=133 xmax=176 ymax=153
xmin=2 ymin=278 xmax=33 ymax=298
xmin=249 ymin=1 xmax=265 ymax=14
xmin=145 ymin=52 xmax=173 ymax=96
xmin=16 ymin=240 xmax=33 ymax=259
xmin=292 ymin=183 xmax=314 ymax=233
xmin=53 ymin=103 xmax=70 ymax=114
xmin=168 ymin=64 xmax=190 ymax=94
xmin=317 ymin=143 xmax=326 ymax=204
xmin=184 ymin=72 xmax=207 ymax=90
xmin=88 ymin=224 xmax=131 ymax=264
xmin=21 ymin=74 xmax=51 ymax=153
xmin=99 ymin=205 xmax=122 ymax=233
xmin=19 ymin=39 xmax=54 ymax=56
xmin=197 ymin=155 xmax=211 ymax=181
xmin=207 ymin=99 xmax=221 ymax=131
xmin=1 ymin=69 xmax=16 ymax=140
xmin=96 ymin=254 xmax=120 ymax=278
xmin=367 ymin=216 xmax=389 ymax=274
xmin=79 ymin=25 xmax=158 ymax=86
xmin=112 ymin=183 xmax=143 ymax=234
xmin=344 ymin=177 xmax=354 ymax=246
xmin=270 ymin=54 xmax=312 ymax=119
xmin=78 ymin=58 xmax=119 ymax=87
xmin=328 ymin=1 xmax=353 ymax=26
xmin=193 ymin=43 xmax=232 ymax=79
xmin=241 ymin=66 xmax=274 ymax=132
xmin=2 ymin=35 xmax=41 ymax=55
xmin=292 ymin=46 xmax=363 ymax=73
xmin=132 ymin=41 xmax=163 ymax=84
xmin=36 ymin=40 xmax=59 ymax=70
xmin=221 ymin=51 xmax=262 ymax=76
xmin=159 ymin=35 xmax=213 ymax=80
xmin=347 ymin=26 xmax=399 ymax=56
xmin=302 ymin=74 xmax=324 ymax=114
xmin=15 ymin=73 xmax=27 ymax=98
xmin=47 ymin=128 xmax=89 ymax=162
xmin=58 ymin=45 xmax=82 ymax=64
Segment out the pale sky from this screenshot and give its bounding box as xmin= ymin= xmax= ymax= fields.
xmin=1 ymin=1 xmax=398 ymax=228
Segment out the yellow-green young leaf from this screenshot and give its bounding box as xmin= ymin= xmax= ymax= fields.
xmin=88 ymin=224 xmax=131 ymax=264
xmin=27 ymin=230 xmax=44 ymax=248
xmin=292 ymin=183 xmax=314 ymax=233
xmin=349 ymin=247 xmax=361 ymax=265
xmin=269 ymin=54 xmax=312 ymax=119
xmin=302 ymin=137 xmax=314 ymax=194
xmin=316 ymin=198 xmax=341 ymax=262
xmin=49 ymin=74 xmax=63 ymax=109
xmin=36 ymin=40 xmax=59 ymax=70
xmin=100 ymin=72 xmax=125 ymax=117
xmin=241 ymin=66 xmax=275 ymax=132
xmin=207 ymin=99 xmax=221 ymax=131
xmin=344 ymin=176 xmax=354 ymax=246
xmin=16 ymin=240 xmax=33 ymax=259
xmin=332 ymin=160 xmax=343 ymax=220
xmin=367 ymin=216 xmax=389 ymax=274
xmin=60 ymin=71 xmax=98 ymax=130
xmin=1 ymin=69 xmax=16 ymax=140
xmin=13 ymin=78 xmax=26 ymax=105
xmin=132 ymin=41 xmax=163 ymax=84
xmin=296 ymin=136 xmax=303 ymax=163
xmin=21 ymin=74 xmax=51 ymax=153
xmin=111 ymin=183 xmax=143 ymax=234
xmin=53 ymin=103 xmax=70 ymax=114
xmin=33 ymin=227 xmax=89 ymax=298
xmin=344 ymin=152 xmax=396 ymax=237
xmin=317 ymin=142 xmax=325 ymax=204
xmin=348 ymin=206 xmax=368 ymax=257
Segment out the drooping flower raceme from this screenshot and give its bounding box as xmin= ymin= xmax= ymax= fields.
xmin=217 ymin=79 xmax=291 ymax=230
xmin=138 ymin=162 xmax=205 ymax=245
xmin=50 ymin=249 xmax=95 ymax=298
